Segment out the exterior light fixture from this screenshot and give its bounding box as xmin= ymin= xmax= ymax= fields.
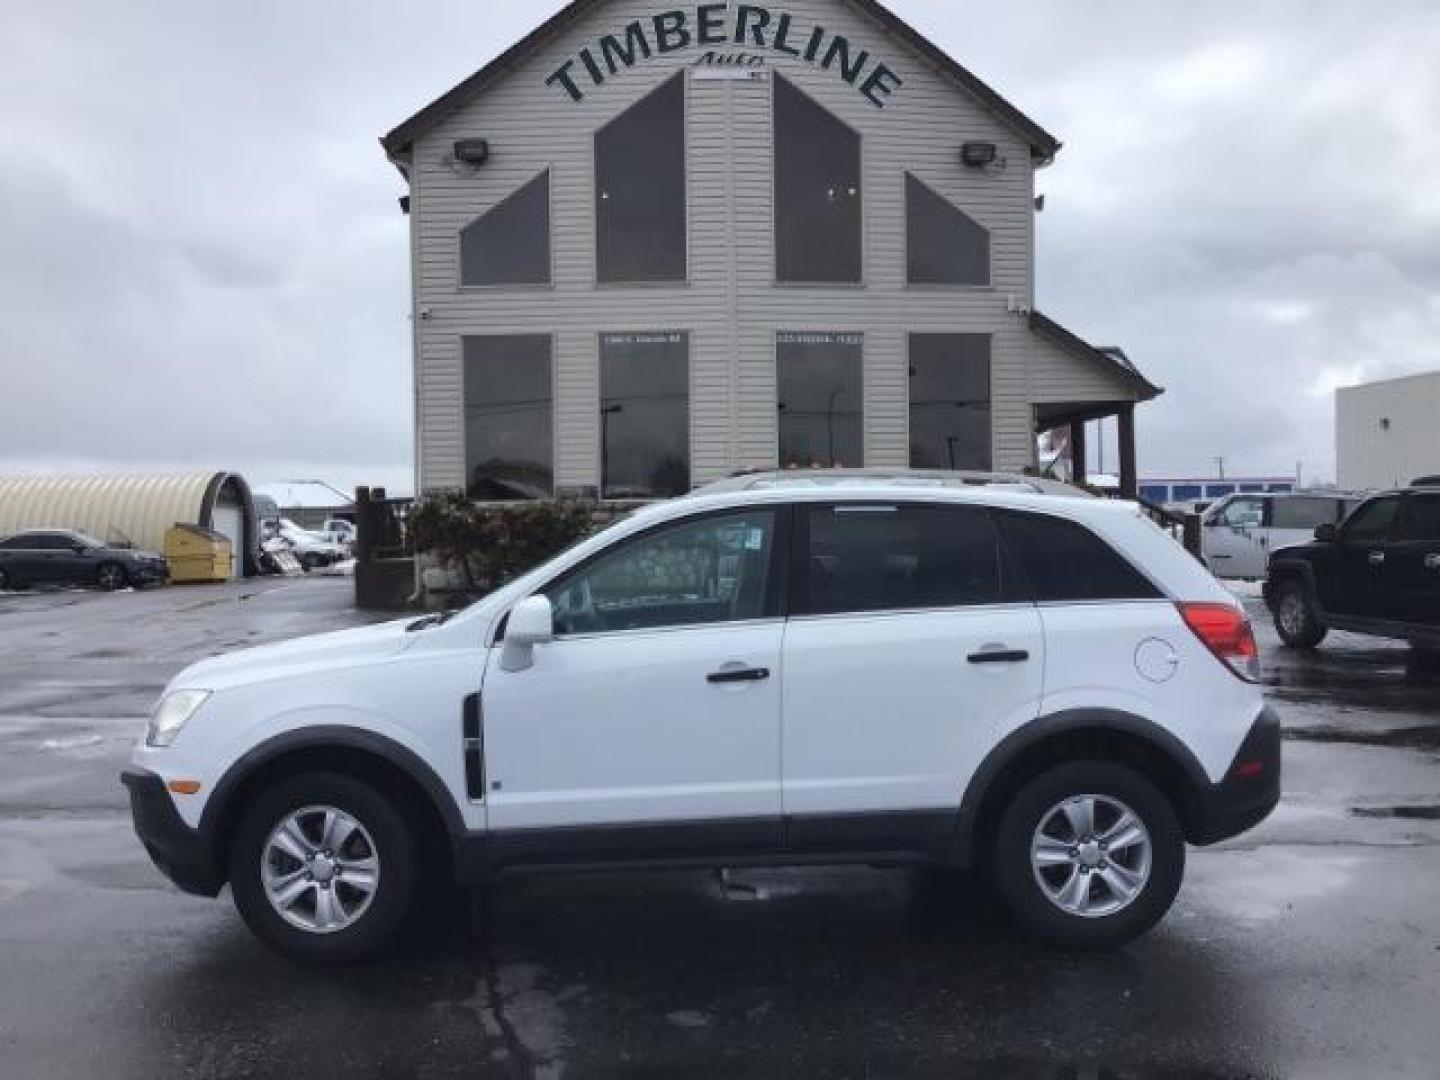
xmin=961 ymin=141 xmax=998 ymax=168
xmin=452 ymin=139 xmax=491 ymax=166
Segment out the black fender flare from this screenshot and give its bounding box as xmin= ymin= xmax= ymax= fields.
xmin=953 ymin=708 xmax=1212 ymax=863
xmin=198 ymin=725 xmax=467 ymax=847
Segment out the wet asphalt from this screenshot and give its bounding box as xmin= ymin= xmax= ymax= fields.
xmin=0 ymin=578 xmax=1437 ymax=1078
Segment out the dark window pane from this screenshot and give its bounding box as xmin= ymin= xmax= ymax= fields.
xmin=1271 ymin=497 xmax=1346 ymax=530
xmin=460 ymin=171 xmax=551 ymax=286
xmin=463 ymin=336 xmax=553 ymax=501
xmin=1395 ymin=495 xmax=1440 ymax=542
xmin=546 ymin=511 xmax=776 ymax=635
xmin=596 ymin=75 xmax=686 ymax=283
xmin=906 ymin=174 xmax=989 ymax=286
xmin=996 ymin=511 xmax=1161 ymax=602
xmin=601 ymin=331 xmax=690 ymax=499
xmin=801 ymin=505 xmax=1005 ymax=616
xmin=774 ymin=75 xmax=861 ymax=283
xmin=778 ymin=332 xmax=862 ymax=468
xmin=909 ymin=334 xmax=992 ymax=471
xmin=1344 ymin=498 xmax=1400 ymax=543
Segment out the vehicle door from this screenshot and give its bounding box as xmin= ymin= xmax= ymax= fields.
xmin=1321 ymin=496 xmax=1402 ymax=618
xmin=24 ymin=534 xmax=76 ymax=584
xmin=480 ymin=507 xmax=786 ymax=838
xmin=1202 ymin=496 xmax=1267 ymax=579
xmin=780 ymin=503 xmax=1043 ymax=845
xmin=1387 ymin=494 xmax=1440 ymax=631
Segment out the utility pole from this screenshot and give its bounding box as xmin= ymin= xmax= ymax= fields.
xmin=1214 ymin=456 xmax=1226 ymax=480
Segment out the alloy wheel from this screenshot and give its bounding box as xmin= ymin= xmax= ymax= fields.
xmin=1030 ymin=794 xmax=1153 ymax=918
xmin=261 ymin=806 xmax=381 ymax=934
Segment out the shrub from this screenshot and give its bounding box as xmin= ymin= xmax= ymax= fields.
xmin=407 ymin=493 xmax=598 ymax=595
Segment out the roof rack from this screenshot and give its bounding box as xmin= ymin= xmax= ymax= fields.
xmin=690 ymin=468 xmax=1088 ymax=498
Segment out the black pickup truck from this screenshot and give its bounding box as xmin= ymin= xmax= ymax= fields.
xmin=1264 ymin=482 xmax=1440 ymax=653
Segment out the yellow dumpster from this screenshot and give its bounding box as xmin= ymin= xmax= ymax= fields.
xmin=165 ymin=524 xmax=233 ymax=584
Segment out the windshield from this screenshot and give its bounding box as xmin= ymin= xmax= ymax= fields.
xmin=73 ymin=534 xmax=106 ymax=549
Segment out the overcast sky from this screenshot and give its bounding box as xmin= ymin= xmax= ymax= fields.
xmin=3 ymin=0 xmax=1437 ymax=493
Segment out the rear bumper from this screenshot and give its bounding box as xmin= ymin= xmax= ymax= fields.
xmin=121 ymin=769 xmax=223 ymax=897
xmin=1190 ymin=708 xmax=1282 ymax=845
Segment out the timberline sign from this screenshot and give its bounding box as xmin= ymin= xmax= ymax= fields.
xmin=546 ymin=4 xmax=904 ymax=108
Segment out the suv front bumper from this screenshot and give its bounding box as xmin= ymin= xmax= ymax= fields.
xmin=1191 ymin=708 xmax=1282 ymax=845
xmin=121 ymin=769 xmax=223 ymax=897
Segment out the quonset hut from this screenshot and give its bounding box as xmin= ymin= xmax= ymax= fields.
xmin=0 ymin=472 xmax=261 ymax=578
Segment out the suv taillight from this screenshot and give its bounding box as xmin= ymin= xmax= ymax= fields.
xmin=1178 ymin=602 xmax=1261 ymax=683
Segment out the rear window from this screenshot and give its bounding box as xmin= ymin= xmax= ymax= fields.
xmin=1395 ymin=495 xmax=1440 ymax=543
xmin=798 ymin=505 xmax=1009 ymax=616
xmin=1271 ymin=497 xmax=1345 ymax=530
xmin=995 ymin=511 xmax=1162 ymax=603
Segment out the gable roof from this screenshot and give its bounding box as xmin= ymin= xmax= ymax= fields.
xmin=381 ymin=0 xmax=1062 ymax=167
xmin=1029 ymin=311 xmax=1163 ymax=401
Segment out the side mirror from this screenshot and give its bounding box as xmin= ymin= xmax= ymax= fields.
xmin=500 ymin=595 xmax=555 ymax=673
xmin=1315 ymin=524 xmax=1338 ymax=543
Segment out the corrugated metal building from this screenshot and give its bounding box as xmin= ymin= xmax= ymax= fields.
xmin=0 ymin=472 xmax=260 ymax=579
xmin=1337 ymin=372 xmax=1440 ymax=491
xmin=382 ymin=0 xmax=1161 ymax=501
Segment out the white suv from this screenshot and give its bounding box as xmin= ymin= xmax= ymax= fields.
xmin=123 ymin=477 xmax=1279 ymax=961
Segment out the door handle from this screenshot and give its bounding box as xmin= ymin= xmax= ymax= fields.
xmin=707 ymin=667 xmax=771 ymax=685
xmin=967 ymin=649 xmax=1031 ymax=665
xmin=1369 ymin=551 xmax=1386 ymax=566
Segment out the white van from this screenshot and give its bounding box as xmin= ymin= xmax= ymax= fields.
xmin=1202 ymin=493 xmax=1360 ymax=580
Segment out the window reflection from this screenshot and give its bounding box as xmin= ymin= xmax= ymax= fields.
xmin=463 ymin=336 xmax=553 ymax=500
xmin=906 ymin=174 xmax=989 ymax=286
xmin=460 ymin=171 xmax=551 ymax=287
xmin=778 ymin=332 xmax=863 ymax=468
xmin=909 ymin=334 xmax=991 ymax=471
xmin=601 ymin=332 xmax=690 ymax=499
xmin=774 ymin=75 xmax=862 ymax=283
xmin=596 ymin=75 xmax=687 ymax=283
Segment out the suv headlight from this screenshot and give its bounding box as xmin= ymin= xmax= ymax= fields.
xmin=147 ymin=689 xmax=211 ymax=748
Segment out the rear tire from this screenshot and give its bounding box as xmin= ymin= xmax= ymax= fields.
xmin=95 ymin=562 xmax=129 ymax=591
xmin=228 ymin=772 xmax=417 ymax=964
xmin=993 ymin=761 xmax=1185 ymax=950
xmin=1273 ymin=580 xmax=1327 ymax=649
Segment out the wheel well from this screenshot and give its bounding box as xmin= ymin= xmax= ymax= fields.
xmin=209 ymin=746 xmax=454 ymax=885
xmin=968 ymin=728 xmax=1204 ymax=862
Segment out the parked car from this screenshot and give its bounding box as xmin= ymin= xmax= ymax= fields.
xmin=0 ymin=530 xmax=168 ymax=591
xmin=123 ymin=473 xmax=1278 ymax=962
xmin=1265 ymin=485 xmax=1440 ymax=652
xmin=274 ymin=520 xmax=346 ymax=571
xmin=319 ymin=519 xmax=356 ymax=548
xmin=1202 ymin=492 xmax=1362 ymax=580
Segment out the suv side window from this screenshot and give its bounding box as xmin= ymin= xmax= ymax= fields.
xmin=1271 ymin=497 xmax=1345 ymax=530
xmin=545 ymin=510 xmax=777 ymax=635
xmin=1343 ymin=498 xmax=1401 ymax=544
xmin=995 ymin=511 xmax=1162 ymax=603
xmin=1394 ymin=495 xmax=1440 ymax=543
xmin=797 ymin=504 xmax=1008 ymax=616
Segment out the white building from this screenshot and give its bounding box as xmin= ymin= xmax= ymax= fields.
xmin=1337 ymin=372 xmax=1440 ymax=490
xmin=382 ymin=0 xmax=1161 ymax=501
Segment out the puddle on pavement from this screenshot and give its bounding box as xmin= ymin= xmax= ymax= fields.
xmin=1285 ymin=724 xmax=1440 ymax=751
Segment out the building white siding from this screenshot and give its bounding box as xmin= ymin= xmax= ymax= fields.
xmin=1337 ymin=372 xmax=1440 ymax=490
xmin=396 ymin=0 xmax=1152 ymax=495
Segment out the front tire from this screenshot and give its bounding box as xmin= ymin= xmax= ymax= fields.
xmin=229 ymin=772 xmax=417 ymax=963
xmin=1273 ymin=580 xmax=1327 ymax=649
xmin=993 ymin=761 xmax=1185 ymax=950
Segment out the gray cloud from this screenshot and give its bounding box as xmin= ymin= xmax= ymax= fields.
xmin=2 ymin=0 xmax=1437 ymax=490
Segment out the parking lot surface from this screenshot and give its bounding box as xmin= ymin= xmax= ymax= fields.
xmin=0 ymin=578 xmax=1437 ymax=1078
